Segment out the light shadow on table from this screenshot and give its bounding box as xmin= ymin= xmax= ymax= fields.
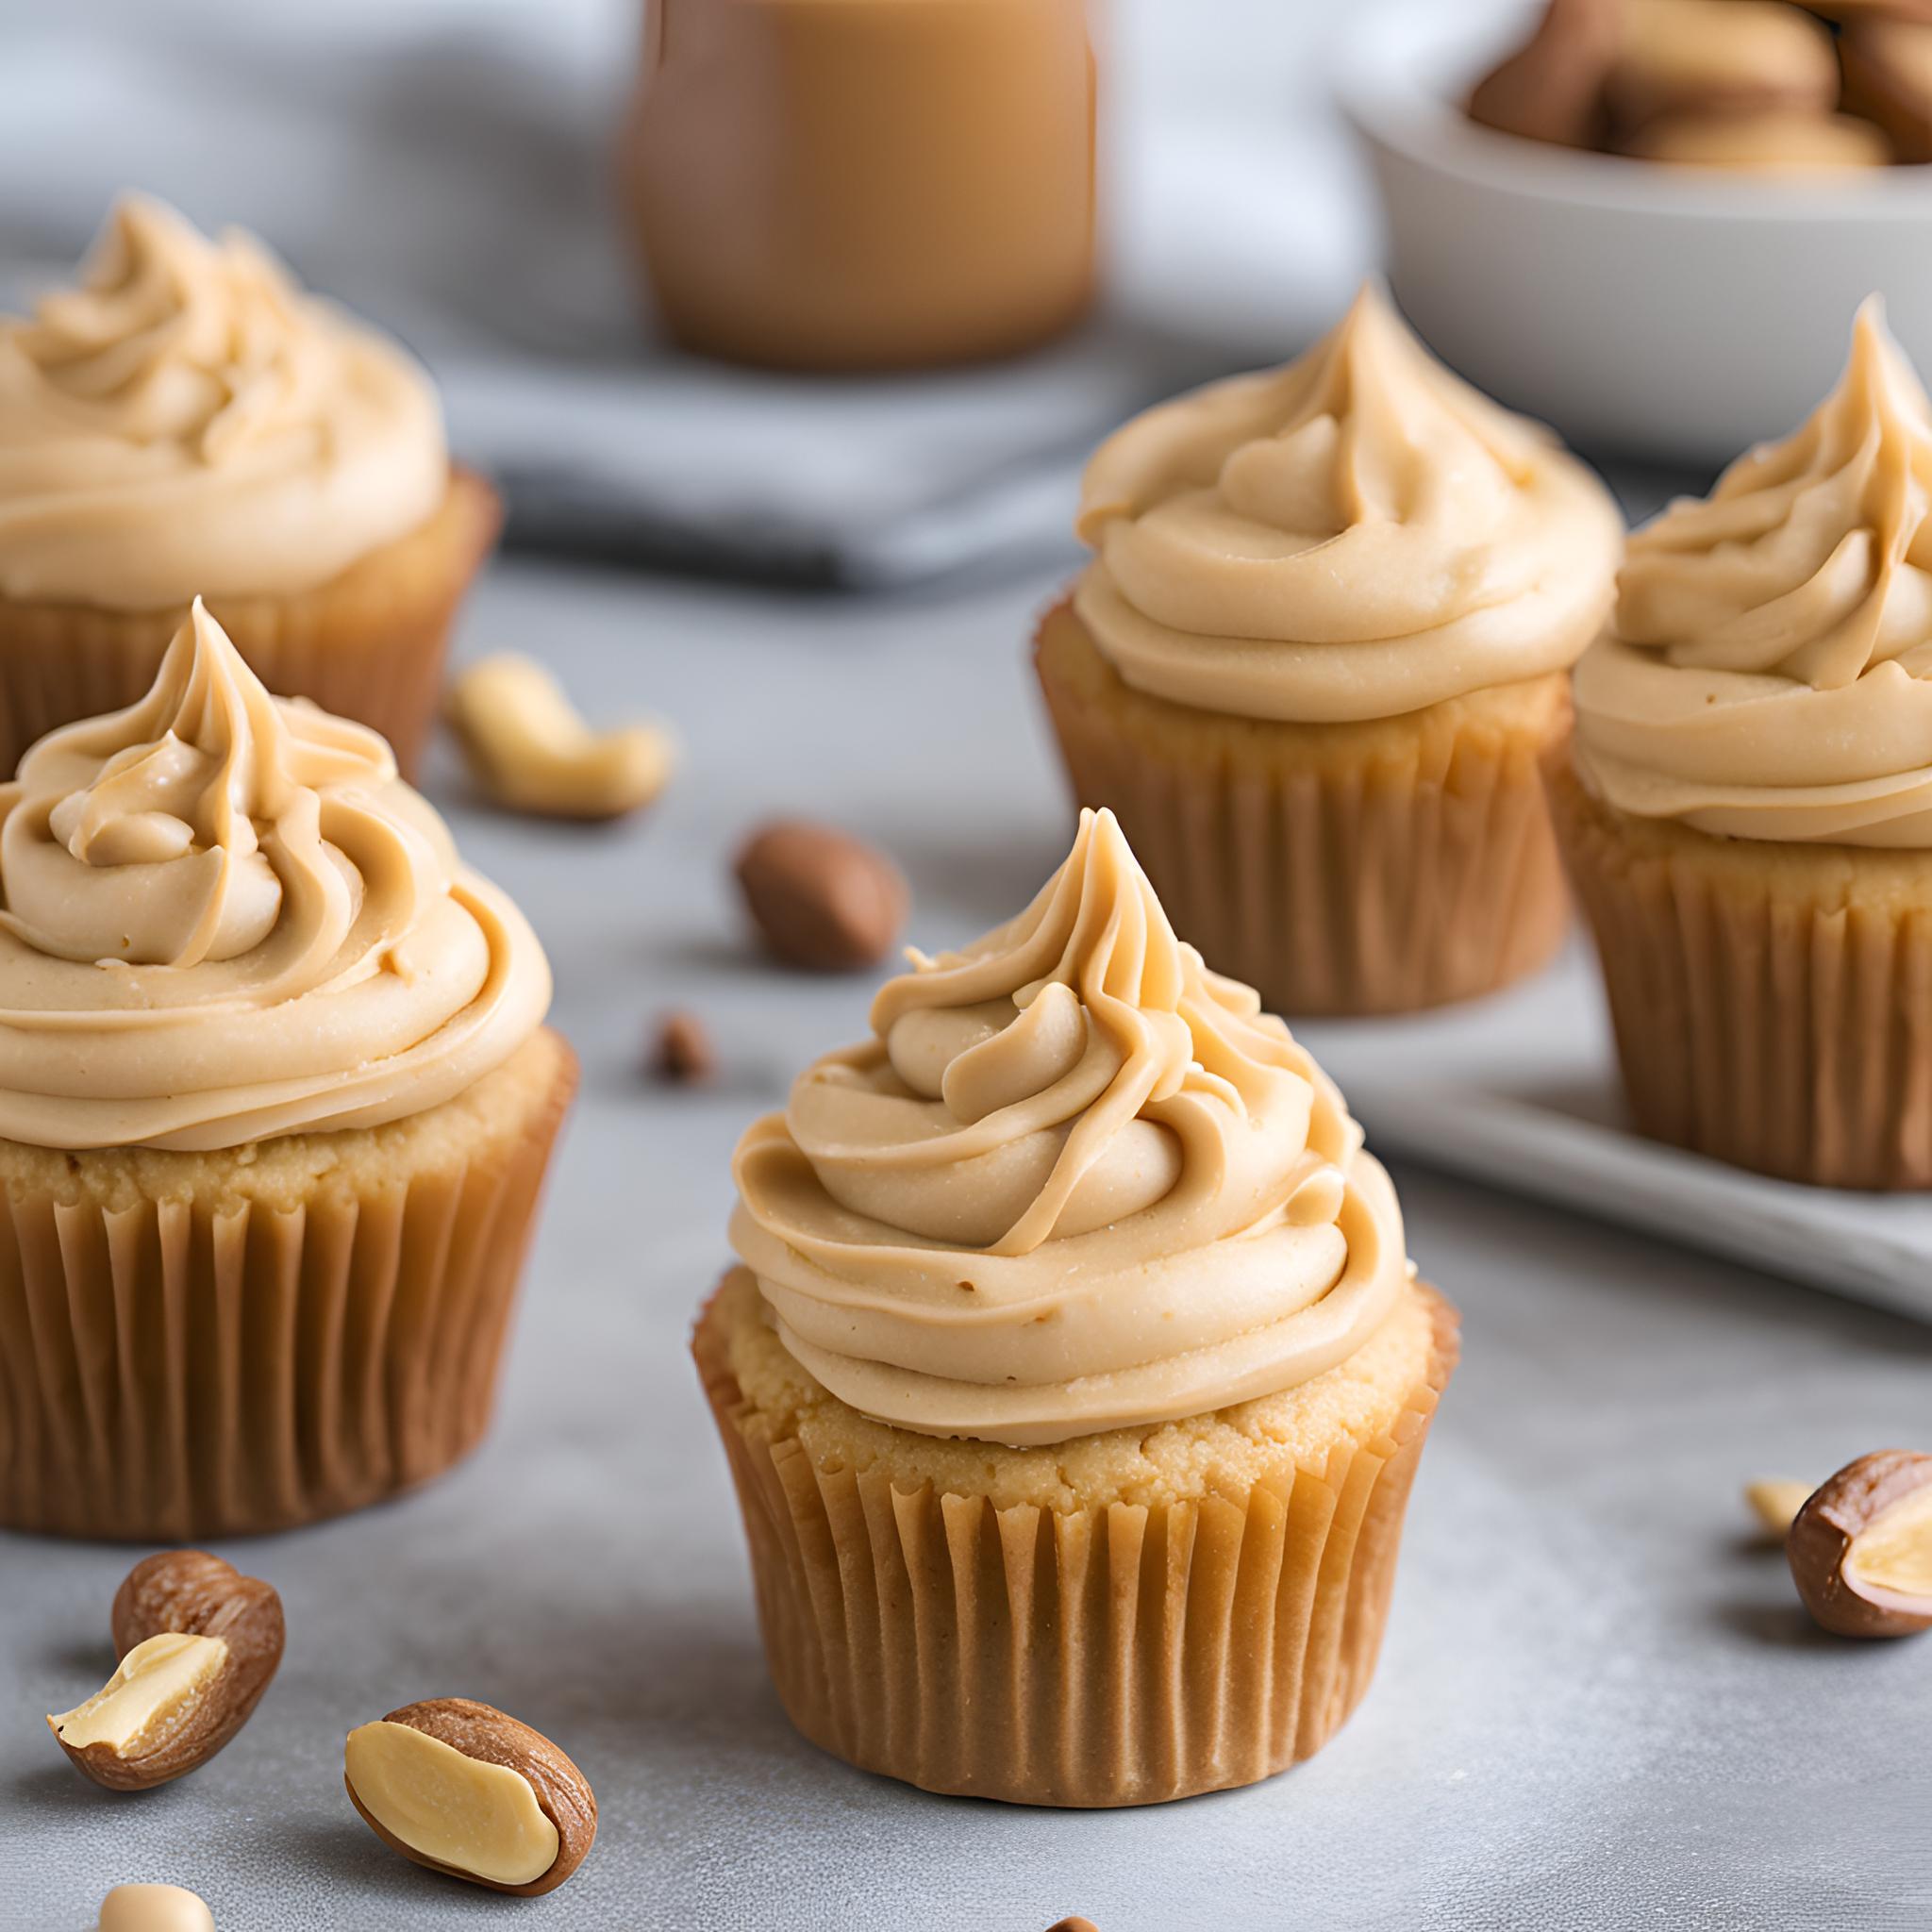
xmin=1709 ymin=1597 xmax=1845 ymax=1651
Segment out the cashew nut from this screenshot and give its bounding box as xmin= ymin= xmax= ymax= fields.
xmin=1744 ymin=1477 xmax=1813 ymax=1541
xmin=446 ymin=655 xmax=675 ymax=822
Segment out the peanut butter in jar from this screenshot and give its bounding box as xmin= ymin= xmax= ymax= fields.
xmin=621 ymin=0 xmax=1097 ymax=371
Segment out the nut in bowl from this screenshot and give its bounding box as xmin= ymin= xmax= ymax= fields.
xmin=1341 ymin=0 xmax=1932 ymax=463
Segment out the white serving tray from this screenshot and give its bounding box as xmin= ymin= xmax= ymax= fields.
xmin=1299 ymin=944 xmax=1932 ymax=1324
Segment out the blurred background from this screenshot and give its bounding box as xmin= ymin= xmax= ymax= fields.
xmin=0 ymin=0 xmax=1407 ymax=591
xmin=15 ymin=0 xmax=1930 ymax=595
xmin=14 ymin=7 xmax=1932 ymax=1926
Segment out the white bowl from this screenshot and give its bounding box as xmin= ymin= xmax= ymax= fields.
xmin=1339 ymin=0 xmax=1932 ymax=464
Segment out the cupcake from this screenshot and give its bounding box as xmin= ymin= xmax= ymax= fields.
xmin=0 ymin=601 xmax=574 ymax=1539
xmin=694 ymin=808 xmax=1457 ymax=1806
xmin=0 ymin=195 xmax=499 ymax=779
xmin=1035 ymin=285 xmax=1623 ymax=1017
xmin=1554 ymin=298 xmax=1932 ymax=1190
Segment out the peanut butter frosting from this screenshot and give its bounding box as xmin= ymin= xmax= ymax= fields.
xmin=1071 ymin=284 xmax=1622 ymax=724
xmin=729 ymin=808 xmax=1409 ymax=1447
xmin=0 ymin=600 xmax=550 ymax=1150
xmin=1574 ymin=299 xmax=1932 ymax=846
xmin=0 ymin=195 xmax=447 ymax=610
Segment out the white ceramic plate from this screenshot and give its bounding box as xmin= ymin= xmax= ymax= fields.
xmin=1338 ymin=0 xmax=1932 ymax=464
xmin=1300 ymin=943 xmax=1932 ymax=1325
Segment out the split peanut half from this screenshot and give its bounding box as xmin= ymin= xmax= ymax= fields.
xmin=344 ymin=1697 xmax=597 ymax=1895
xmin=48 ymin=1549 xmax=283 ymax=1790
xmin=1788 ymin=1450 xmax=1932 ymax=1639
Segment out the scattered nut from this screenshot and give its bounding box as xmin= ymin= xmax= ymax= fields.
xmin=112 ymin=1549 xmax=284 ymax=1743
xmin=1607 ymin=0 xmax=1839 ymax=134
xmin=1743 ymin=1478 xmax=1813 ymax=1541
xmin=1788 ymin=1450 xmax=1932 ymax=1639
xmin=652 ymin=1008 xmax=715 ymax=1084
xmin=96 ymin=1884 xmax=215 ymax=1932
xmin=344 ymin=1698 xmax=597 ymax=1895
xmin=1044 ymin=1920 xmax=1101 ymax=1932
xmin=1467 ymin=0 xmax=1621 ymax=148
xmin=447 ymin=653 xmax=675 ymax=822
xmin=1843 ymin=21 xmax=1932 ymax=166
xmin=49 ymin=1632 xmax=238 ymax=1790
xmin=734 ymin=819 xmax=907 ymax=972
xmin=1623 ymin=109 xmax=1893 ymax=171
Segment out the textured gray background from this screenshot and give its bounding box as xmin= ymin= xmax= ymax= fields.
xmin=6 ymin=560 xmax=1932 ymax=1930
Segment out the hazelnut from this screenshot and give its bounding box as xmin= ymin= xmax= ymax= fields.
xmin=652 ymin=1008 xmax=715 ymax=1084
xmin=447 ymin=653 xmax=675 ymax=822
xmin=1787 ymin=1450 xmax=1932 ymax=1639
xmin=734 ymin=819 xmax=907 ymax=972
xmin=1468 ymin=0 xmax=1622 ymax=149
xmin=344 ymin=1697 xmax=597 ymax=1895
xmin=95 ymin=1885 xmax=215 ymax=1932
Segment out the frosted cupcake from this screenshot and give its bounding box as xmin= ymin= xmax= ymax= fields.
xmin=1555 ymin=299 xmax=1932 ymax=1189
xmin=694 ymin=808 xmax=1457 ymax=1807
xmin=1036 ymin=285 xmax=1623 ymax=1015
xmin=0 ymin=196 xmax=498 ymax=778
xmin=0 ymin=602 xmax=574 ymax=1538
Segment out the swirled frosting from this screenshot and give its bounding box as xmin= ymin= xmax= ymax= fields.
xmin=1574 ymin=299 xmax=1932 ymax=846
xmin=1072 ymin=284 xmax=1622 ymax=724
xmin=0 ymin=600 xmax=550 ymax=1150
xmin=0 ymin=195 xmax=447 ymax=609
xmin=729 ymin=808 xmax=1408 ymax=1446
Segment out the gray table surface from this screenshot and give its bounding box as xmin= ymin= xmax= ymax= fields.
xmin=6 ymin=558 xmax=1932 ymax=1932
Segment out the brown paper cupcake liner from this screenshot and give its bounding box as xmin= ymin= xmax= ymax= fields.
xmin=0 ymin=466 xmax=500 ymax=782
xmin=0 ymin=1033 xmax=575 ymax=1541
xmin=1034 ymin=598 xmax=1571 ymax=1017
xmin=1547 ymin=750 xmax=1932 ymax=1190
xmin=694 ymin=1281 xmax=1458 ymax=1807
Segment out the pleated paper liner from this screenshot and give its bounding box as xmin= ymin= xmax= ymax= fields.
xmin=0 ymin=466 xmax=500 ymax=782
xmin=0 ymin=1029 xmax=575 ymax=1541
xmin=694 ymin=1274 xmax=1459 ymax=1808
xmin=1547 ymin=749 xmax=1932 ymax=1190
xmin=1034 ymin=597 xmax=1573 ymax=1017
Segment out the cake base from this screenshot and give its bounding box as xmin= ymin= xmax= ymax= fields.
xmin=693 ymin=1267 xmax=1458 ymax=1807
xmin=0 ymin=467 xmax=500 ymax=781
xmin=1548 ymin=749 xmax=1932 ymax=1190
xmin=0 ymin=1028 xmax=575 ymax=1540
xmin=1033 ymin=597 xmax=1572 ymax=1017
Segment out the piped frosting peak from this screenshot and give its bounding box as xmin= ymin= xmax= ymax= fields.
xmin=0 ymin=195 xmax=447 ymax=609
xmin=0 ymin=603 xmax=548 ymax=1149
xmin=1072 ymin=283 xmax=1622 ymax=724
xmin=16 ymin=198 xmax=328 ymax=463
xmin=1575 ymin=298 xmax=1932 ymax=846
xmin=1617 ymin=297 xmax=1932 ymax=690
xmin=7 ymin=599 xmax=413 ymax=970
xmin=730 ymin=808 xmax=1407 ymax=1446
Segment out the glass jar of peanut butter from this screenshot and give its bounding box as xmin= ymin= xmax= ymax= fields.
xmin=621 ymin=0 xmax=1097 ymax=371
